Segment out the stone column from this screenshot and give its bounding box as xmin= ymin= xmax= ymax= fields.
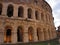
xmin=39 ymin=12 xmax=41 ymax=21
xmin=32 ymin=9 xmax=35 ymax=20
xmin=44 ymin=31 xmax=47 ymax=40
xmin=0 ymin=25 xmax=5 ymax=43
xmin=48 ymin=29 xmax=52 ymax=39
xmin=23 ymin=26 xmax=29 ymax=42
xmin=51 ymin=30 xmax=54 ymax=39
xmin=45 ymin=31 xmax=49 ymax=40
xmin=13 ymin=5 xmax=18 ymax=17
xmin=39 ymin=30 xmax=44 ymax=41
xmin=47 ymin=31 xmax=50 ymax=40
xmin=0 ymin=31 xmax=4 ymax=43
xmin=2 ymin=3 xmax=8 ymax=16
xmin=53 ymin=30 xmax=57 ymax=38
xmin=33 ymin=28 xmax=38 ymax=42
xmin=11 ymin=26 xmax=17 ymax=43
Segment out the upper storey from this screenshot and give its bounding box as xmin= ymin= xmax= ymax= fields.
xmin=0 ymin=0 xmax=52 ymax=13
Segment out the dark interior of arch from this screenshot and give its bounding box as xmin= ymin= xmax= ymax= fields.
xmin=28 ymin=27 xmax=33 ymax=42
xmin=0 ymin=4 xmax=2 ymax=15
xmin=5 ymin=29 xmax=11 ymax=43
xmin=6 ymin=29 xmax=11 ymax=36
xmin=7 ymin=5 xmax=13 ymax=17
xmin=28 ymin=8 xmax=32 ymax=19
xmin=37 ymin=29 xmax=39 ymax=40
xmin=18 ymin=6 xmax=23 ymax=17
xmin=17 ymin=27 xmax=23 ymax=42
xmin=35 ymin=11 xmax=39 ymax=20
xmin=34 ymin=0 xmax=38 ymax=4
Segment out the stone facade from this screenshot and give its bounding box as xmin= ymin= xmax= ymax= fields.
xmin=0 ymin=0 xmax=57 ymax=43
xmin=57 ymin=26 xmax=60 ymax=37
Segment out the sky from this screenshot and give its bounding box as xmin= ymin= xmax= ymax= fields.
xmin=45 ymin=0 xmax=60 ymax=28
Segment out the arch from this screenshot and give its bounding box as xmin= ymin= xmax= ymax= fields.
xmin=41 ymin=13 xmax=44 ymax=21
xmin=4 ymin=26 xmax=12 ymax=43
xmin=35 ymin=11 xmax=39 ymax=20
xmin=17 ymin=26 xmax=23 ymax=42
xmin=37 ymin=28 xmax=40 ymax=40
xmin=28 ymin=27 xmax=33 ymax=42
xmin=18 ymin=6 xmax=24 ymax=17
xmin=0 ymin=3 xmax=2 ymax=15
xmin=34 ymin=0 xmax=38 ymax=4
xmin=7 ymin=4 xmax=13 ymax=17
xmin=28 ymin=8 xmax=32 ymax=19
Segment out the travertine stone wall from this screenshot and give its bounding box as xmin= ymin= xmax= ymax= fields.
xmin=0 ymin=0 xmax=57 ymax=43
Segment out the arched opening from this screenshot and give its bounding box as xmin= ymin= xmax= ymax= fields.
xmin=37 ymin=28 xmax=40 ymax=40
xmin=28 ymin=27 xmax=33 ymax=42
xmin=41 ymin=13 xmax=44 ymax=21
xmin=17 ymin=26 xmax=23 ymax=42
xmin=0 ymin=4 xmax=2 ymax=15
xmin=18 ymin=6 xmax=24 ymax=17
xmin=34 ymin=0 xmax=38 ymax=4
xmin=35 ymin=11 xmax=39 ymax=20
xmin=28 ymin=8 xmax=32 ymax=19
xmin=4 ymin=28 xmax=12 ymax=43
xmin=7 ymin=4 xmax=13 ymax=17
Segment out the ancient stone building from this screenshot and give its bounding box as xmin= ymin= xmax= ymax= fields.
xmin=57 ymin=26 xmax=60 ymax=37
xmin=0 ymin=0 xmax=57 ymax=43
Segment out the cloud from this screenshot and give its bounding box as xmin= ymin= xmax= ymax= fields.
xmin=46 ymin=0 xmax=57 ymax=9
xmin=46 ymin=0 xmax=60 ymax=28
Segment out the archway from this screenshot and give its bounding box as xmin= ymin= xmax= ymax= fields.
xmin=35 ymin=11 xmax=39 ymax=20
xmin=0 ymin=4 xmax=2 ymax=15
xmin=4 ymin=27 xmax=12 ymax=43
xmin=7 ymin=4 xmax=13 ymax=17
xmin=28 ymin=27 xmax=33 ymax=42
xmin=37 ymin=28 xmax=40 ymax=41
xmin=28 ymin=8 xmax=32 ymax=19
xmin=17 ymin=26 xmax=23 ymax=42
xmin=41 ymin=13 xmax=44 ymax=21
xmin=18 ymin=6 xmax=24 ymax=17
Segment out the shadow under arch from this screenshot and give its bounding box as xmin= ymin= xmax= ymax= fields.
xmin=18 ymin=6 xmax=24 ymax=17
xmin=37 ymin=28 xmax=41 ymax=41
xmin=4 ymin=26 xmax=12 ymax=43
xmin=7 ymin=4 xmax=14 ymax=17
xmin=28 ymin=26 xmax=34 ymax=42
xmin=27 ymin=8 xmax=32 ymax=19
xmin=17 ymin=26 xmax=23 ymax=42
xmin=0 ymin=3 xmax=3 ymax=15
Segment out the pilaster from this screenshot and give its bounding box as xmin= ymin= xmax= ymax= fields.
xmin=2 ymin=3 xmax=7 ymax=16
xmin=33 ymin=28 xmax=38 ymax=42
xmin=32 ymin=9 xmax=35 ymax=20
xmin=39 ymin=29 xmax=44 ymax=41
xmin=13 ymin=5 xmax=18 ymax=17
xmin=23 ymin=26 xmax=29 ymax=42
xmin=11 ymin=26 xmax=17 ymax=43
xmin=24 ymin=7 xmax=28 ymax=19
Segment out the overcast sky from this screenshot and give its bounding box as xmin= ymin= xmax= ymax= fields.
xmin=46 ymin=0 xmax=60 ymax=28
